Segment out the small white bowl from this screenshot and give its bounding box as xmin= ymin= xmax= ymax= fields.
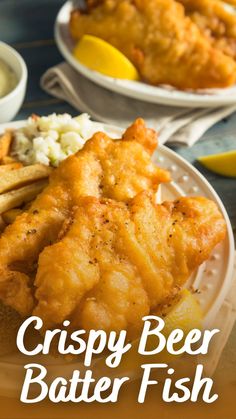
xmin=0 ymin=42 xmax=28 ymax=123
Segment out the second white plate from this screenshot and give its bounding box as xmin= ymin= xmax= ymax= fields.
xmin=55 ymin=1 xmax=236 ymax=108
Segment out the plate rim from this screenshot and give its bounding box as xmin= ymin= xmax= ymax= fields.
xmin=54 ymin=0 xmax=236 ymax=109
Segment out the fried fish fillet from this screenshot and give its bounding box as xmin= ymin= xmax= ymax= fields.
xmin=69 ymin=0 xmax=236 ymax=89
xmin=179 ymin=0 xmax=236 ymax=60
xmin=33 ymin=192 xmax=226 ymax=339
xmin=0 ymin=119 xmax=169 ymax=316
xmin=221 ymin=0 xmax=236 ymax=5
xmin=217 ymin=0 xmax=236 ymax=5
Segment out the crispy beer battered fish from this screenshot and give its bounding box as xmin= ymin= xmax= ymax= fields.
xmin=34 ymin=193 xmax=226 ymax=339
xmin=179 ymin=0 xmax=236 ymax=60
xmin=0 ymin=120 xmax=169 ymax=316
xmin=0 ymin=119 xmax=227 ymax=341
xmin=217 ymin=0 xmax=236 ymax=5
xmin=69 ymin=0 xmax=236 ymax=89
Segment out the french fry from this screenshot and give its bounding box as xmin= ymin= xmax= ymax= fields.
xmin=31 ymin=114 xmax=39 ymax=121
xmin=0 ymin=180 xmax=48 ymax=214
xmin=1 ymin=156 xmax=19 ymax=165
xmin=0 ymin=163 xmax=23 ymax=173
xmin=2 ymin=208 xmax=23 ymax=225
xmin=0 ymin=164 xmax=52 ymax=194
xmin=0 ymin=131 xmax=13 ymax=160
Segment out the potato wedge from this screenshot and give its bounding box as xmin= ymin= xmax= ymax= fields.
xmin=0 ymin=131 xmax=12 ymax=160
xmin=2 ymin=208 xmax=23 ymax=225
xmin=0 ymin=164 xmax=52 ymax=194
xmin=0 ymin=162 xmax=23 ymax=172
xmin=0 ymin=180 xmax=48 ymax=213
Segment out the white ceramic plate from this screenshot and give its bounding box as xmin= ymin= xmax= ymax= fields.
xmin=0 ymin=120 xmax=234 ymax=397
xmin=55 ymin=1 xmax=236 ymax=108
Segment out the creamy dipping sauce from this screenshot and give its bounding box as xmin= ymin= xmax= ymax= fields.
xmin=0 ymin=58 xmax=18 ymax=98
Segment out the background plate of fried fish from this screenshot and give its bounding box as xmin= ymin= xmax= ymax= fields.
xmin=55 ymin=0 xmax=236 ymax=107
xmin=0 ymin=117 xmax=234 ymax=396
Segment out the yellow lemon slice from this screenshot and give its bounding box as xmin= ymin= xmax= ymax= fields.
xmin=73 ymin=35 xmax=139 ymax=81
xmin=198 ymin=150 xmax=236 ymax=178
xmin=95 ymin=289 xmax=203 ymax=377
xmin=162 ymin=288 xmax=203 ymax=334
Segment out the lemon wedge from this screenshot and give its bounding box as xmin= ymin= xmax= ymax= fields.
xmin=198 ymin=150 xmax=236 ymax=178
xmin=95 ymin=289 xmax=203 ymax=377
xmin=73 ymin=35 xmax=139 ymax=81
xmin=162 ymin=288 xmax=203 ymax=334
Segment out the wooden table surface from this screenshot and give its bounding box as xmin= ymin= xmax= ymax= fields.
xmin=0 ymin=1 xmax=235 ymax=418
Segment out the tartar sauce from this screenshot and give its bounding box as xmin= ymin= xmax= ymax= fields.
xmin=0 ymin=59 xmax=18 ymax=98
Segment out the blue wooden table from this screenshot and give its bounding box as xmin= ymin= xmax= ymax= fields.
xmin=0 ymin=2 xmax=235 ymax=418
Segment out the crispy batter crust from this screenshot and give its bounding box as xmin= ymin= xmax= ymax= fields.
xmin=34 ymin=193 xmax=226 ymax=339
xmin=69 ymin=0 xmax=236 ymax=89
xmin=0 ymin=119 xmax=168 ymax=317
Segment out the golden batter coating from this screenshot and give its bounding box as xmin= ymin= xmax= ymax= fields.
xmin=34 ymin=193 xmax=226 ymax=339
xmin=69 ymin=0 xmax=236 ymax=89
xmin=0 ymin=119 xmax=169 ymax=316
xmin=179 ymin=0 xmax=236 ymax=60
